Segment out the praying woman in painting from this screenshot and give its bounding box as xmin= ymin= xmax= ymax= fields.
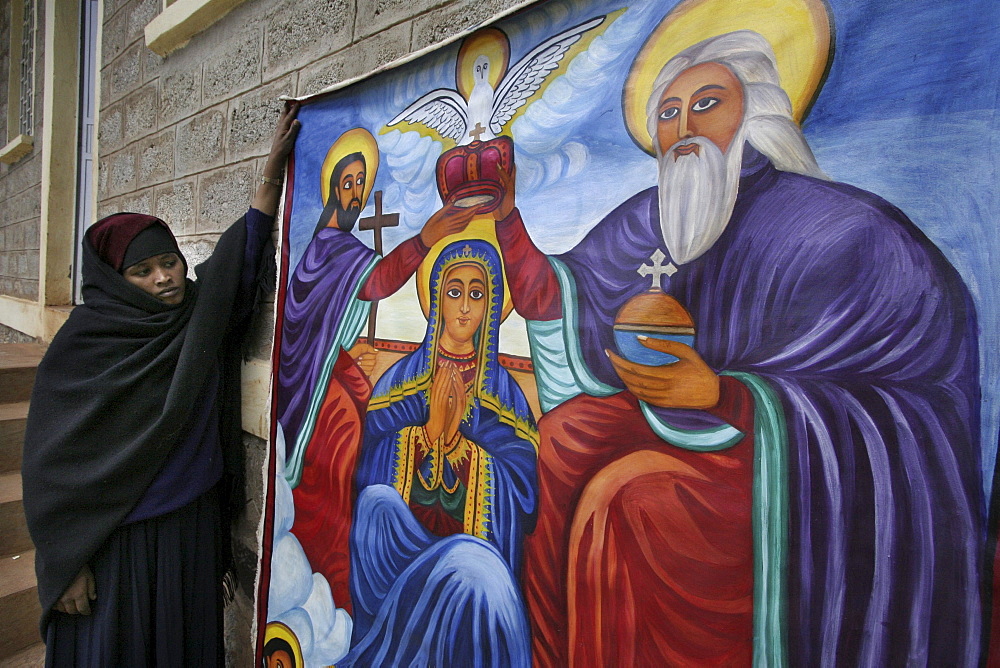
xmin=346 ymin=238 xmax=538 ymax=666
xmin=21 ymin=103 xmax=299 ymax=666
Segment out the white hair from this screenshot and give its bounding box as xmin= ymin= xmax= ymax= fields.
xmin=645 ymin=30 xmax=827 ymax=179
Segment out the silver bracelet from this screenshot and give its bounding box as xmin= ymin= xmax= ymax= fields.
xmin=261 ymin=175 xmax=282 ymax=186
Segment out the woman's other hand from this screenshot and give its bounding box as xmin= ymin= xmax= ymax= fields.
xmin=54 ymin=565 xmax=96 ymax=615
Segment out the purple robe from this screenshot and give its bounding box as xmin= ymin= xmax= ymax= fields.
xmin=277 ymin=227 xmax=376 ymax=473
xmin=556 ymin=147 xmax=983 ymax=664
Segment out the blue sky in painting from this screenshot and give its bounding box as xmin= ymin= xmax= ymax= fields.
xmin=286 ymin=0 xmax=1000 ymax=491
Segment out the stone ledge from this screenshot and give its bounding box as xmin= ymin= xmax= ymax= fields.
xmin=145 ymin=0 xmax=248 ymax=57
xmin=0 ymin=136 xmax=33 ymax=166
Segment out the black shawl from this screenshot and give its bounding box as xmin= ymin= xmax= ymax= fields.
xmin=22 ymin=215 xmax=266 ymax=631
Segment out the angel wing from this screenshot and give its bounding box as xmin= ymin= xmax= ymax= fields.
xmin=489 ymin=15 xmax=606 ymax=134
xmin=386 ymin=88 xmax=469 ymax=143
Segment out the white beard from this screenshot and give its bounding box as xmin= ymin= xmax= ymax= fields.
xmin=656 ymin=128 xmax=745 ymax=265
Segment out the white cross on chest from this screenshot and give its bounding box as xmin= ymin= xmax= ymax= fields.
xmin=637 ymin=249 xmax=677 ymax=290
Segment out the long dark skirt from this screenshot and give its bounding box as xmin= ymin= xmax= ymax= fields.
xmin=45 ymin=488 xmax=223 ymax=667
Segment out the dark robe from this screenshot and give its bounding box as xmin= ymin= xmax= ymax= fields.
xmin=502 ymin=146 xmax=983 ymax=665
xmin=22 ymin=210 xmax=272 ymax=642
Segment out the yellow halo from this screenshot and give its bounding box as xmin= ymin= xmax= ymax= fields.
xmin=456 ymin=28 xmax=511 ymax=101
xmin=320 ymin=128 xmax=380 ymax=208
xmin=416 ymin=217 xmax=513 ymax=322
xmin=622 ymin=0 xmax=832 ymax=155
xmin=263 ymin=621 xmax=304 ymax=668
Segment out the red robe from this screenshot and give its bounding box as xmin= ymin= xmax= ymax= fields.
xmin=289 ymin=350 xmax=371 ymax=613
xmin=524 ymin=378 xmax=756 ymax=667
xmin=496 ymin=209 xmax=758 ymax=665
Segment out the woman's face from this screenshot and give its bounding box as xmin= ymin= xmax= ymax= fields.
xmin=122 ymin=252 xmax=186 ymax=304
xmin=439 ymin=263 xmax=487 ymax=348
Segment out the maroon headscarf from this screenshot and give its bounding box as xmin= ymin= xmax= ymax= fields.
xmin=86 ymin=213 xmax=182 ymax=271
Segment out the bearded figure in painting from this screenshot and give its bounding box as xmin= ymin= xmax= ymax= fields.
xmin=497 ymin=30 xmax=982 ymax=666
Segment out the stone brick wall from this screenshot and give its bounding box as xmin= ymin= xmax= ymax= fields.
xmin=96 ymin=0 xmax=527 ymax=660
xmin=0 ymin=0 xmax=44 ymax=302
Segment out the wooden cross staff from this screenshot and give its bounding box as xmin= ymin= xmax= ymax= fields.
xmin=358 ymin=190 xmax=399 ymax=346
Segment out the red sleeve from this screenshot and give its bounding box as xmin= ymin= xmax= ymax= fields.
xmin=495 ymin=208 xmax=563 ymax=320
xmin=357 ymin=235 xmax=430 ymax=301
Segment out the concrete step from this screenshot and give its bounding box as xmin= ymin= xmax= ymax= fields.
xmin=1 ymin=642 xmax=45 ymax=667
xmin=0 ymin=473 xmax=30 ymax=558
xmin=0 ymin=344 xmax=43 ymax=405
xmin=0 ymin=550 xmax=41 ymax=660
xmin=0 ymin=402 xmax=29 ymax=475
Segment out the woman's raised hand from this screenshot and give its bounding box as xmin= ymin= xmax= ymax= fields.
xmin=252 ymin=101 xmax=302 ymax=216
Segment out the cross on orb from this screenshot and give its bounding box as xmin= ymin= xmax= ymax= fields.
xmin=468 ymin=122 xmax=487 ymax=141
xmin=359 ymin=190 xmax=400 ymax=345
xmin=637 ymin=249 xmax=677 ymax=290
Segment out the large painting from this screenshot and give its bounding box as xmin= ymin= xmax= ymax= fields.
xmin=256 ymin=0 xmax=1000 ymax=664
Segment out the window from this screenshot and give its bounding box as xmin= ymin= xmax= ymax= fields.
xmin=1 ymin=0 xmax=36 ymax=164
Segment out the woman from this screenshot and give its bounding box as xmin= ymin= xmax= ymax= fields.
xmin=22 ymin=103 xmax=300 ymax=665
xmin=346 ymin=238 xmax=538 ymax=667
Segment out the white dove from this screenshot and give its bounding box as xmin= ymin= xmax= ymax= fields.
xmin=387 ymin=15 xmax=606 ymax=146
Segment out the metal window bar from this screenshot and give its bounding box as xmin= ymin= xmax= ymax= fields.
xmin=19 ymin=0 xmax=35 ymax=136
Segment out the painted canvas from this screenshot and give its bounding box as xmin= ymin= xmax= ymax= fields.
xmin=257 ymin=0 xmax=1000 ymax=665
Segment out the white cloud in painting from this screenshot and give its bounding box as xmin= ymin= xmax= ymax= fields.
xmin=267 ymin=425 xmax=353 ymax=666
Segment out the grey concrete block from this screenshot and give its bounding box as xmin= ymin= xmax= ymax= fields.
xmin=0 ymin=322 xmax=35 ymax=344
xmin=137 ymin=129 xmax=175 ymax=185
xmin=98 ymin=157 xmax=110 ymax=201
xmin=354 ymin=0 xmax=446 ymax=41
xmin=99 ymin=103 xmax=124 ymax=153
xmin=223 ymin=582 xmax=256 ymax=667
xmin=103 ymin=0 xmax=131 ymax=23
xmin=144 ymin=46 xmax=164 ymax=86
xmin=297 ymin=54 xmax=351 ymax=97
xmin=105 ymin=43 xmax=144 ymax=104
xmin=297 ymin=22 xmax=412 ymax=97
xmin=121 ymin=188 xmax=154 ymax=215
xmin=26 ymin=250 xmax=39 ymax=280
xmin=175 ymin=106 xmax=226 ymax=177
xmin=262 ymin=0 xmax=354 ymax=82
xmin=8 ymin=223 xmax=24 ymax=251
xmin=154 ymin=178 xmax=197 ymax=235
xmin=126 ymin=0 xmax=160 ymax=46
xmin=197 ymin=162 xmax=255 ymax=234
xmin=236 ymin=432 xmax=267 ymax=542
xmin=360 ymin=22 xmax=413 ymax=73
xmin=4 ymin=152 xmax=42 ymax=198
xmin=108 ymin=148 xmax=137 ymax=196
xmin=178 ymin=235 xmax=220 ymax=278
xmin=124 ymin=82 xmax=158 ymax=144
xmin=158 ymin=67 xmax=202 ymax=127
xmin=97 ymin=197 xmax=123 ymax=220
xmin=226 ymin=78 xmax=294 ymax=164
xmin=10 ymin=278 xmax=38 ymax=300
xmin=411 ymin=0 xmax=511 ymax=52
xmin=22 ymin=218 xmax=38 ymax=251
xmin=102 ymin=9 xmax=128 ymax=68
xmin=203 ymin=27 xmax=263 ymax=107
xmin=6 ymin=186 xmax=41 ymax=224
